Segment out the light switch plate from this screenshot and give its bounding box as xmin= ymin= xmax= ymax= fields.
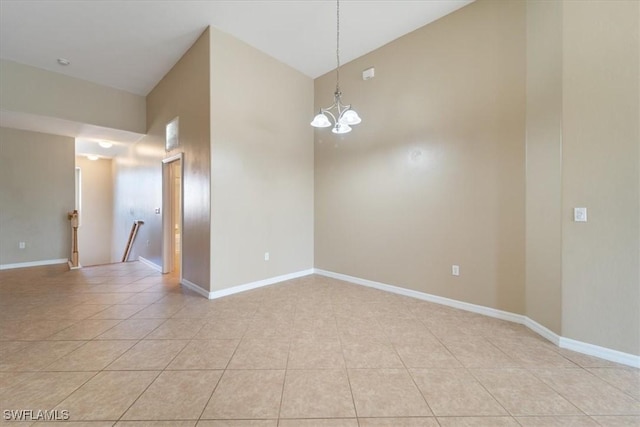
xmin=574 ymin=207 xmax=587 ymax=222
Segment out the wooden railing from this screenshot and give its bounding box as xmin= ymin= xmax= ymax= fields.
xmin=122 ymin=220 xmax=144 ymax=262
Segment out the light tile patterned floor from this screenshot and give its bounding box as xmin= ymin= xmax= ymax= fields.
xmin=0 ymin=262 xmax=638 ymax=426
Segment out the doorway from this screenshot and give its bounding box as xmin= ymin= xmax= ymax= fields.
xmin=162 ymin=153 xmax=183 ymax=276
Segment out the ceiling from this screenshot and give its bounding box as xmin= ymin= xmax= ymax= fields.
xmin=0 ymin=0 xmax=473 ymax=96
xmin=0 ymin=0 xmax=473 ymax=158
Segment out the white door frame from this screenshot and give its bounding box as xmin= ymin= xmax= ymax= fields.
xmin=162 ymin=153 xmax=184 ymax=276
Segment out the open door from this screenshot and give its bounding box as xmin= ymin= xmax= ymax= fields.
xmin=162 ymin=153 xmax=183 ymax=276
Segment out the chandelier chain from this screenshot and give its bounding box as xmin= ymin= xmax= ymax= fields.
xmin=336 ymin=0 xmax=340 ymax=92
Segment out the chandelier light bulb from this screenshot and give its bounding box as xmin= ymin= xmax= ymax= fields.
xmin=339 ymin=109 xmax=362 ymax=125
xmin=332 ymin=123 xmax=352 ymax=134
xmin=311 ymin=113 xmax=332 ymax=128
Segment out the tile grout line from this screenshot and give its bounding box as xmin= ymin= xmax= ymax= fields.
xmin=108 ymin=370 xmax=163 ymax=422
xmin=77 ymin=269 xmax=176 ymax=422
xmin=194 ymin=315 xmax=246 ymax=421
xmin=389 ymin=301 xmax=440 ymax=420
xmin=276 ymin=295 xmax=296 ymax=423
xmin=111 ymin=303 xmax=211 ymax=422
xmin=331 ymin=289 xmax=360 ymax=425
xmin=464 ymin=367 xmax=532 ymax=419
xmin=31 ymin=368 xmax=103 ymax=422
xmin=525 ymin=367 xmax=595 ymax=418
xmin=584 ymin=367 xmax=640 ymax=402
xmin=197 ymin=293 xmax=260 ymax=422
xmin=414 ymin=309 xmax=579 ymax=421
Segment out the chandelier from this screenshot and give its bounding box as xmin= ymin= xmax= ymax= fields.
xmin=310 ymin=0 xmax=362 ymax=134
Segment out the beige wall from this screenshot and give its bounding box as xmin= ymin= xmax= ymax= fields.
xmin=561 ymin=0 xmax=639 ymax=355
xmin=315 ymin=0 xmax=639 ymax=355
xmin=76 ymin=156 xmax=113 ymax=266
xmin=314 ymin=0 xmax=526 ymax=314
xmin=113 ymin=29 xmax=211 ymax=290
xmin=111 ymin=143 xmax=160 ymax=265
xmin=209 ymin=28 xmax=314 ymax=291
xmin=525 ymin=0 xmax=563 ymax=334
xmin=0 ymin=127 xmax=74 ymax=265
xmin=0 ymin=59 xmax=145 ymax=134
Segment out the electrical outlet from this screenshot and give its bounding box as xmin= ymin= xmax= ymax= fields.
xmin=452 ymin=265 xmax=460 ymax=276
xmin=264 ymin=252 xmax=270 ymax=261
xmin=18 ymin=241 xmax=25 ymax=249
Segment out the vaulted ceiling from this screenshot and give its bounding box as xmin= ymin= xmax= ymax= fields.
xmin=0 ymin=0 xmax=473 ymax=96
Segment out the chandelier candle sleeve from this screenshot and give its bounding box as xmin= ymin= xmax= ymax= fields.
xmin=310 ymin=0 xmax=361 ymax=134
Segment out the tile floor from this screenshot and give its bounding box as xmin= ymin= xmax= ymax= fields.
xmin=0 ymin=262 xmax=638 ymax=426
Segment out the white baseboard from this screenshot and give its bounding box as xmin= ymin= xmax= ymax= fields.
xmin=314 ymin=269 xmax=523 ymax=324
xmin=0 ymin=258 xmax=68 ymax=270
xmin=181 ymin=278 xmax=211 ymax=299
xmin=207 ymin=269 xmax=315 ymax=299
xmin=560 ymin=337 xmax=639 ymax=368
xmin=313 ymin=268 xmax=639 ymax=368
xmin=523 ymin=316 xmax=561 ymax=346
xmin=138 ymin=256 xmax=162 ymax=273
